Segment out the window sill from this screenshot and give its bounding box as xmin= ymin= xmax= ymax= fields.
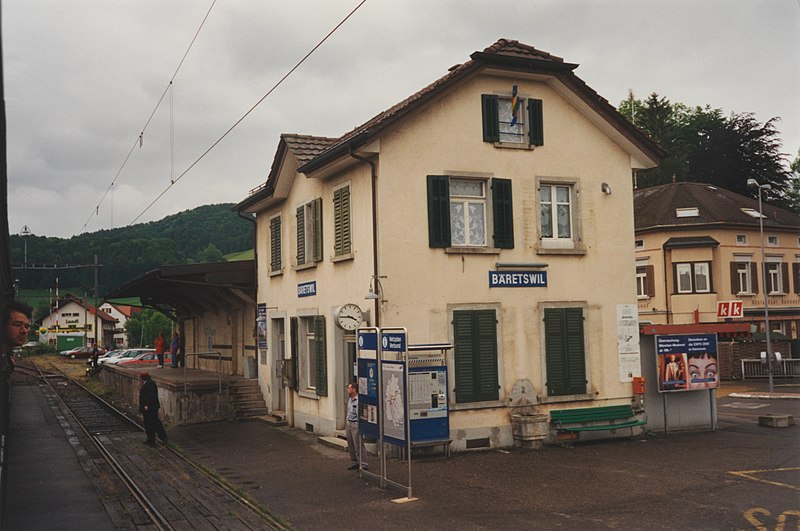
xmin=450 ymin=399 xmax=505 ymax=411
xmin=636 ymin=295 xmax=650 ymax=300
xmin=736 ymin=292 xmax=754 ymax=297
xmin=539 ymin=393 xmax=594 ymax=405
xmin=268 ymin=269 xmax=283 ymax=277
xmin=445 ymin=247 xmax=501 ymax=255
xmin=297 ymin=390 xmax=320 ymax=400
xmin=491 ymin=141 xmax=534 ymax=151
xmin=331 ymin=253 xmax=354 ymax=263
xmin=293 ymin=262 xmax=317 ymax=272
xmin=535 ymin=244 xmax=586 ymax=256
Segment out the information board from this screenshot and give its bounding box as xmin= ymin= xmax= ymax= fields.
xmin=655 ymin=333 xmax=719 ymax=392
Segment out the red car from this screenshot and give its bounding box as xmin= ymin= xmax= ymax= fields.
xmin=118 ymin=351 xmax=173 ymax=367
xmin=67 ymin=346 xmax=106 ymax=359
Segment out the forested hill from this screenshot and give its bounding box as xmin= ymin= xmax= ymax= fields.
xmin=10 ymin=203 xmax=254 ymax=295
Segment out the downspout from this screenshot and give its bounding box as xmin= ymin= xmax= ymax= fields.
xmin=662 ymin=245 xmax=671 ymax=324
xmin=348 ymin=149 xmax=379 ymax=327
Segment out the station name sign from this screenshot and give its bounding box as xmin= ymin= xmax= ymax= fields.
xmin=489 ymin=270 xmax=547 ymax=288
xmin=297 ymin=281 xmax=317 ymax=298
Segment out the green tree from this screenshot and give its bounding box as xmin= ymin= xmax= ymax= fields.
xmin=197 ymin=243 xmax=224 ymax=263
xmin=620 ymin=93 xmax=793 ymax=201
xmin=125 ymin=309 xmax=173 ymax=348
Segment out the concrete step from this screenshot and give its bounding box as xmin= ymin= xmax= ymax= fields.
xmin=236 ymin=407 xmax=269 ymax=417
xmin=256 ymin=415 xmax=288 ymax=427
xmin=318 ymin=436 xmax=347 ymax=451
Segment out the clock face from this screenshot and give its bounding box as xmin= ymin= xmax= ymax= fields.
xmin=337 ymin=303 xmax=363 ymax=331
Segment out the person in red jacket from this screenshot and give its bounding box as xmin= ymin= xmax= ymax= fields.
xmin=154 ymin=333 xmax=166 ymax=368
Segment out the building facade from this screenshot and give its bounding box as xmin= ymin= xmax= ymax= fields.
xmin=236 ymin=39 xmax=662 ymax=449
xmin=98 ymin=302 xmax=140 ymax=349
xmin=634 ymin=182 xmax=800 ymax=342
xmin=38 ymin=295 xmax=117 ymax=349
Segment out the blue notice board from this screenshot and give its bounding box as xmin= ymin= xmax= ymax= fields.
xmin=357 ymin=359 xmax=379 ymax=440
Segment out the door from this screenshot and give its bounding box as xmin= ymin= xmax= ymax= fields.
xmin=271 ymin=318 xmax=286 ymax=412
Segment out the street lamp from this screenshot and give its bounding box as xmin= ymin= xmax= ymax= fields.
xmin=747 ymin=178 xmax=774 ymax=393
xmin=20 ymin=225 xmax=31 ymax=267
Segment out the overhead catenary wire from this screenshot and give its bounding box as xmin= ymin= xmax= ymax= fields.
xmin=128 ymin=0 xmax=368 ymax=226
xmin=78 ymin=0 xmax=218 ymax=235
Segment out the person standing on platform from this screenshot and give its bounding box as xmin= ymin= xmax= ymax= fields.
xmin=154 ymin=332 xmax=166 ymax=368
xmin=169 ymin=331 xmax=181 ymax=368
xmin=2 ymin=301 xmax=32 ymax=375
xmin=139 ymin=372 xmax=167 ymax=446
xmin=345 ymin=382 xmax=366 ymax=470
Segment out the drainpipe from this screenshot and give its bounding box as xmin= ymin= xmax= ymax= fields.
xmin=662 ymin=246 xmax=671 ymax=324
xmin=348 ymin=150 xmax=379 ymax=327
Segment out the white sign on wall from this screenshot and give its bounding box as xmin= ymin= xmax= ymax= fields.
xmin=617 ymin=304 xmax=641 ymax=382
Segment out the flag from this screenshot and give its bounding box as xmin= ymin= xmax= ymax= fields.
xmin=510 ymin=85 xmax=521 ymax=127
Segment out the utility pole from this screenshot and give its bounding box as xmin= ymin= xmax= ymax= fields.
xmin=94 ymin=255 xmax=100 ymax=348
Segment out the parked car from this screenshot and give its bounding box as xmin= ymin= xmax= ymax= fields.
xmin=65 ymin=346 xmax=106 ymax=359
xmin=102 ymin=349 xmax=155 ymax=365
xmin=118 ymin=351 xmax=172 ymax=367
xmin=59 ymin=346 xmax=83 ymax=357
xmin=86 ymin=349 xmax=122 ymax=366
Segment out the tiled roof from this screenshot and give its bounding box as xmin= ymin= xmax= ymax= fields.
xmin=634 ymin=182 xmax=800 ymax=232
xmin=282 ymin=134 xmax=337 ymax=165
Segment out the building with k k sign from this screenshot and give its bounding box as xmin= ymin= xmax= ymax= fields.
xmin=235 ymin=39 xmax=662 ymax=450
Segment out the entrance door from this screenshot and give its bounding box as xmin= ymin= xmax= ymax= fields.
xmin=336 ymin=336 xmax=357 ymax=430
xmin=271 ymin=318 xmax=286 ymax=413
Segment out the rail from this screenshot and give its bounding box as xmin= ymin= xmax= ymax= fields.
xmin=741 ymin=358 xmax=800 ymax=379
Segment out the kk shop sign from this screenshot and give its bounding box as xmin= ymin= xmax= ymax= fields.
xmin=717 ymin=300 xmax=743 ymax=319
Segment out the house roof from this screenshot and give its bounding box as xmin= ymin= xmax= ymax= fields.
xmin=298 ymin=39 xmax=662 ymax=174
xmin=235 ymin=134 xmax=336 ymax=212
xmin=235 ymin=39 xmax=664 ymax=210
xmin=36 ymin=295 xmax=117 ymax=325
xmin=635 ymin=182 xmax=800 ymax=233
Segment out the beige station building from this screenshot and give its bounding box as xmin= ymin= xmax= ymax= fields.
xmin=634 ymin=182 xmax=800 ymax=342
xmin=235 ymin=39 xmax=663 ymax=450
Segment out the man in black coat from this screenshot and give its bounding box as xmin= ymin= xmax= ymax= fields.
xmin=139 ymin=372 xmax=168 ymax=446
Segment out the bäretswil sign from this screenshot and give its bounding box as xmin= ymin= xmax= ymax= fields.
xmin=489 ymin=271 xmax=547 ymax=288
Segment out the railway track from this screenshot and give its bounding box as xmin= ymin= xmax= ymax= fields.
xmin=15 ymin=358 xmax=289 ymax=530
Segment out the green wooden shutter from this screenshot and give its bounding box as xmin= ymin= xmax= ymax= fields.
xmin=312 ymin=198 xmax=323 ymax=263
xmin=491 ymin=178 xmax=514 ymax=249
xmin=528 ymin=99 xmax=544 ymax=146
xmin=296 ymin=206 xmax=306 ymax=265
xmin=453 ymin=310 xmax=498 ymax=403
xmin=270 ymin=216 xmax=281 ymax=272
xmin=333 ymin=186 xmax=351 ymax=256
xmin=314 ymin=315 xmax=327 ymax=396
xmin=289 ymin=317 xmax=298 ymax=390
xmin=481 ymin=95 xmax=500 ymax=142
xmin=544 ymin=308 xmax=586 ymax=396
xmin=427 ymin=175 xmax=451 ymax=248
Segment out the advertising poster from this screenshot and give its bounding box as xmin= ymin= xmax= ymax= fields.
xmin=256 ymin=303 xmax=267 ymax=349
xmin=656 ymin=334 xmax=719 ymax=392
xmin=381 ymin=361 xmax=407 ymax=445
xmin=358 ymin=359 xmax=379 ymax=440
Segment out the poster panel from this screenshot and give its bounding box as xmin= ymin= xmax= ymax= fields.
xmin=256 ymin=303 xmax=267 ymax=349
xmin=655 ymin=334 xmax=719 ymax=392
xmin=381 ymin=361 xmax=407 ymax=446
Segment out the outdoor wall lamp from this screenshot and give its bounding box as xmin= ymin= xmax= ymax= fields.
xmin=747 ymin=178 xmax=774 ymax=392
xmin=601 ymin=182 xmax=612 ymax=195
xmin=365 ymin=275 xmax=387 ymax=304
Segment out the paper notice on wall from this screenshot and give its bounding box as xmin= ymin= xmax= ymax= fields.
xmin=617 ymin=304 xmax=641 ymax=382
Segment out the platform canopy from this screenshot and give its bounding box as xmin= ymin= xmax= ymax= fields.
xmin=105 ymin=260 xmax=255 ymax=317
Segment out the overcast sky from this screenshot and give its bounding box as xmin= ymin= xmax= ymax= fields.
xmin=5 ymin=0 xmax=799 ymax=239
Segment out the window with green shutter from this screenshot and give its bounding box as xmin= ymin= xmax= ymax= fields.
xmin=427 ymin=175 xmax=514 ymax=250
xmin=314 ymin=315 xmax=327 ymax=396
xmin=453 ymin=309 xmax=499 ymax=403
xmin=481 ymin=93 xmax=543 ymax=147
xmin=333 ymin=185 xmax=352 ymax=256
xmin=544 ymin=307 xmax=587 ymax=397
xmin=269 ymin=215 xmax=282 ymax=272
xmin=296 ymin=198 xmax=323 ymax=266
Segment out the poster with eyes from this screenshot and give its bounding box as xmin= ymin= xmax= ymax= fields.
xmin=655 ymin=334 xmax=719 ymax=392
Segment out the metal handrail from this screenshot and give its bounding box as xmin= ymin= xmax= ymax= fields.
xmin=741 ymin=358 xmax=800 ymax=379
xmin=183 ymin=351 xmax=224 ymax=395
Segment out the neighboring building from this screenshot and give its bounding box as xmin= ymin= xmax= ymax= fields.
xmin=37 ymin=294 xmax=117 ymax=349
xmin=235 ymin=39 xmax=662 ymax=449
xmin=634 ymin=182 xmax=800 ymax=341
xmin=98 ymin=302 xmax=141 ymax=349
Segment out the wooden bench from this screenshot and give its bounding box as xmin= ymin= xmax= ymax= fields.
xmin=550 ymin=405 xmax=646 ymax=438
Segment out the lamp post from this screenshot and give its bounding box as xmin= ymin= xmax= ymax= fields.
xmin=747 ymin=178 xmax=774 ymax=393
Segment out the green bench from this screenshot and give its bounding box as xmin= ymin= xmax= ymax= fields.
xmin=550 ymin=405 xmax=646 ymax=437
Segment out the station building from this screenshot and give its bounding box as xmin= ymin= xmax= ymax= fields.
xmin=234 ymin=39 xmax=662 ymax=450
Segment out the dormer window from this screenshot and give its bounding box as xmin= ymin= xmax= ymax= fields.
xmin=675 ymin=207 xmax=699 ymax=218
xmin=741 ymin=208 xmax=766 ymax=219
